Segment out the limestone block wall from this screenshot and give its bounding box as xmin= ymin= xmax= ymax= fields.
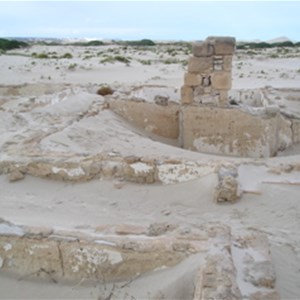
xmin=181 ymin=37 xmax=235 ymax=107
xmin=292 ymin=119 xmax=300 ymax=144
xmin=180 ymin=106 xmax=279 ymax=158
xmin=108 ymin=99 xmax=180 ymax=139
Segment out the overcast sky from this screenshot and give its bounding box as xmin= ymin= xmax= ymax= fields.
xmin=0 ymin=1 xmax=299 ymax=41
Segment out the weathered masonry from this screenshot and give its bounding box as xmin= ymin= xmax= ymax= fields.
xmin=181 ymin=36 xmax=235 ymax=106
xmin=108 ymin=36 xmax=300 ymax=158
xmin=179 ymin=37 xmax=294 ymax=158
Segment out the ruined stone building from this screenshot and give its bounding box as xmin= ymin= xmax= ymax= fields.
xmin=109 ymin=37 xmax=300 ymax=158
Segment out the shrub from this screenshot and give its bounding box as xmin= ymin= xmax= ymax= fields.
xmin=97 ymin=86 xmax=114 ymax=96
xmin=115 ymin=56 xmax=130 ymax=63
xmin=61 ymin=53 xmax=73 ymax=59
xmin=100 ymin=55 xmax=130 ymax=64
xmin=68 ymin=63 xmax=77 ymax=70
xmin=83 ymin=55 xmax=94 ymax=60
xmin=33 ymin=53 xmax=49 ymax=59
xmin=139 ymin=59 xmax=152 ymax=65
xmin=246 ymin=50 xmax=257 ymax=56
xmin=163 ymin=58 xmax=180 ymax=64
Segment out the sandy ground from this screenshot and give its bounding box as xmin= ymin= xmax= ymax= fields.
xmin=0 ymin=44 xmax=300 ymax=299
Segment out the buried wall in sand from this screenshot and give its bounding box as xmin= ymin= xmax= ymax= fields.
xmin=107 ymin=37 xmax=299 ymax=158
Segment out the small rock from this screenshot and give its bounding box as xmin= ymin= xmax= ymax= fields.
xmin=8 ymin=169 xmax=25 ymax=182
xmin=113 ymin=181 xmax=125 ymax=189
xmin=147 ymin=222 xmax=176 ymax=236
xmin=161 ymin=209 xmax=171 ymax=216
xmin=179 ymin=226 xmax=191 ymax=235
xmin=172 ymin=242 xmax=189 ymax=252
xmin=97 ymin=86 xmax=114 ymax=96
xmin=121 ymin=240 xmax=139 ymax=251
xmin=154 ymin=95 xmax=169 ymax=106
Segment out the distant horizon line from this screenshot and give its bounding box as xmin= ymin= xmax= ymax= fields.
xmin=1 ymin=35 xmax=298 ymax=43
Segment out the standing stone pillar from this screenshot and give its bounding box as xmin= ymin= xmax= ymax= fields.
xmin=181 ymin=37 xmax=235 ymax=107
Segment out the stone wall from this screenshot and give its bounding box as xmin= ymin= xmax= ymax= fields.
xmin=104 ymin=37 xmax=300 ymax=158
xmin=109 ymin=99 xmax=180 ymax=139
xmin=180 ymin=106 xmax=279 ymax=158
xmin=181 ymin=37 xmax=235 ymax=107
xmin=179 ymin=37 xmax=298 ymax=158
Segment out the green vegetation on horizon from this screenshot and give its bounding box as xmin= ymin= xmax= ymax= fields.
xmin=119 ymin=39 xmax=156 ymax=46
xmin=237 ymin=41 xmax=300 ymax=49
xmin=0 ymin=38 xmax=28 ymax=51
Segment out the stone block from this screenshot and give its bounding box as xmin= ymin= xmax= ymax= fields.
xmin=211 ymin=72 xmax=232 ymax=90
xmin=181 ymin=86 xmax=194 ymax=104
xmin=194 ymin=86 xmax=205 ymax=97
xmin=193 ymin=86 xmax=214 ymax=101
xmin=223 ymin=55 xmax=233 ymax=71
xmin=184 ymin=72 xmax=202 ymax=87
xmin=277 ymin=116 xmax=292 ymax=151
xmin=292 ymin=119 xmax=300 ymax=143
xmin=208 ymin=36 xmax=236 ymax=55
xmin=188 ymin=56 xmax=213 ymax=73
xmin=214 ymin=165 xmax=242 ymax=203
xmin=192 ymin=42 xmax=214 ymax=57
xmin=213 ymin=56 xmax=223 ymax=71
xmin=0 ymin=236 xmax=62 ymax=279
xmin=218 ymin=90 xmax=228 ymax=106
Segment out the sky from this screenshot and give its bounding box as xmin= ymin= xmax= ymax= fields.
xmin=0 ymin=1 xmax=300 ymax=41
